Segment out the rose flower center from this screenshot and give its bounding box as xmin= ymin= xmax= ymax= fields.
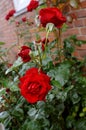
xmin=28 ymin=82 xmax=41 ymax=94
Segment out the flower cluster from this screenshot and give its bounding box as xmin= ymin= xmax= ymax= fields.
xmin=5 ymin=0 xmax=67 ymax=104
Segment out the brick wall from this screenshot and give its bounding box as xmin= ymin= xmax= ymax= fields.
xmin=0 ymin=0 xmax=17 ymax=61
xmin=0 ymin=0 xmax=86 ymax=62
xmin=62 ymin=0 xmax=86 ymax=58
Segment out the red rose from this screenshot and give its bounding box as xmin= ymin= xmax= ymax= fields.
xmin=5 ymin=9 xmax=15 ymax=20
xmin=19 ymin=68 xmax=51 ymax=103
xmin=27 ymin=0 xmax=39 ymax=12
xmin=18 ymin=46 xmax=31 ymax=62
xmin=22 ymin=17 xmax=27 ymax=22
xmin=39 ymin=7 xmax=66 ymax=28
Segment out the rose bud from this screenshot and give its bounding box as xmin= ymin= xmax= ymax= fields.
xmin=18 ymin=46 xmax=31 ymax=63
xmin=22 ymin=17 xmax=27 ymax=22
xmin=6 ymin=88 xmax=10 ymax=93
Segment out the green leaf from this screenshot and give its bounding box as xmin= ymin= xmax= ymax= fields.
xmin=61 ymin=23 xmax=68 ymax=32
xmin=0 ymin=111 xmax=9 ymax=120
xmin=4 ymin=116 xmax=11 ymax=128
xmin=12 ymin=107 xmax=24 ymax=117
xmin=55 ymin=63 xmax=71 ymax=86
xmin=37 ymin=101 xmax=45 ymax=109
xmin=49 ymin=39 xmax=57 ymax=49
xmin=70 ymin=35 xmax=86 ymax=45
xmin=66 ymin=116 xmax=75 ymax=128
xmin=0 ymin=42 xmax=5 ymax=45
xmin=76 ymin=40 xmax=86 ymax=46
xmin=42 ymin=55 xmax=52 ymax=66
xmin=31 ymin=50 xmax=39 ymax=57
xmin=50 ymin=123 xmax=62 ymax=130
xmin=48 ymin=62 xmax=71 ymax=86
xmin=42 ymin=119 xmax=50 ymax=127
xmin=0 ymin=88 xmax=6 ymax=96
xmin=64 ymin=40 xmax=75 ymax=53
xmin=51 ymin=80 xmax=62 ymax=89
xmin=19 ymin=62 xmax=35 ymax=76
xmin=10 ymin=82 xmax=19 ymax=92
xmin=23 ymin=120 xmax=41 ymax=130
xmin=77 ymin=84 xmax=86 ymax=95
xmin=71 ymin=91 xmax=81 ymax=104
xmin=11 ymin=56 xmax=23 ymax=67
xmin=56 ymin=85 xmax=74 ymax=101
xmin=48 ymin=94 xmax=54 ymax=102
xmin=57 ymin=103 xmax=65 ymax=114
xmin=47 ymin=69 xmax=56 ymax=79
xmin=75 ymin=119 xmax=86 ymax=130
xmin=1 ymin=80 xmax=19 ymax=92
xmin=5 ymin=57 xmax=23 ymax=74
xmin=16 ymin=96 xmax=25 ymax=106
xmin=20 ymin=119 xmax=29 ymax=130
xmin=27 ymin=108 xmax=37 ymax=118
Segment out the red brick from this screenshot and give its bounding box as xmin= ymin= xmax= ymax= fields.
xmin=73 ymin=50 xmax=86 ymax=60
xmin=76 ymin=44 xmax=86 ymax=50
xmin=80 ymin=1 xmax=86 ymax=8
xmin=77 ymin=35 xmax=86 ymax=40
xmin=73 ymin=51 xmax=80 ymax=57
xmin=76 ymin=9 xmax=86 ymax=18
xmin=73 ymin=19 xmax=84 ymax=27
xmin=63 ymin=28 xmax=80 ymax=37
xmin=83 ymin=18 xmax=86 ymax=26
xmin=76 ymin=35 xmax=86 ymax=50
xmin=80 ymin=27 xmax=86 ymax=35
xmin=78 ymin=50 xmax=86 ymax=57
xmin=67 ymin=22 xmax=74 ymax=28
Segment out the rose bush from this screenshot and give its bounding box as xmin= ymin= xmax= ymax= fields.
xmin=0 ymin=0 xmax=86 ymax=130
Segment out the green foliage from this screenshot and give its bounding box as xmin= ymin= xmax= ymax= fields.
xmin=0 ymin=42 xmax=5 ymax=45
xmin=48 ymin=62 xmax=71 ymax=86
xmin=0 ymin=45 xmax=86 ymax=130
xmin=64 ymin=35 xmax=86 ymax=58
xmin=0 ymin=0 xmax=86 ymax=130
